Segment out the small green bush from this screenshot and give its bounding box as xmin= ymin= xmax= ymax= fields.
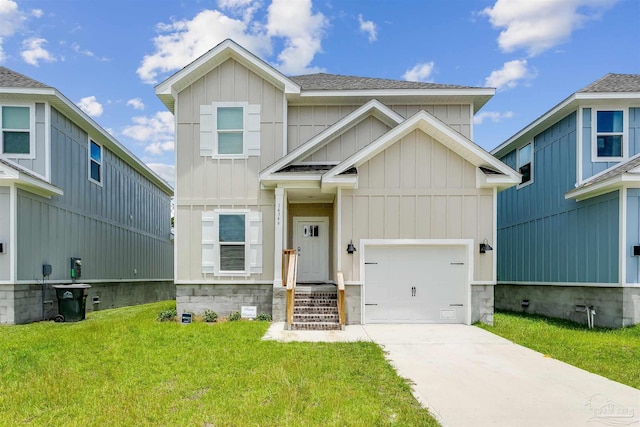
xmin=256 ymin=313 xmax=272 ymax=321
xmin=228 ymin=311 xmax=241 ymax=322
xmin=157 ymin=308 xmax=177 ymax=322
xmin=203 ymin=310 xmax=218 ymax=323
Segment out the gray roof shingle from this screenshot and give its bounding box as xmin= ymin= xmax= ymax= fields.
xmin=289 ymin=73 xmax=480 ymax=91
xmin=578 ymin=73 xmax=640 ymax=93
xmin=0 ymin=66 xmax=51 ymax=89
xmin=576 ymin=155 xmax=640 ymax=190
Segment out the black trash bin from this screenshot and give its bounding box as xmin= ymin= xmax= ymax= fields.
xmin=53 ymin=284 xmax=91 ymax=322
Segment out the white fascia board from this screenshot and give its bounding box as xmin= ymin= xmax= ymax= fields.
xmin=324 ymin=110 xmax=520 ymax=184
xmin=491 ymin=94 xmax=578 ymax=157
xmin=0 ymin=87 xmax=56 ymax=96
xmin=298 ymin=88 xmax=495 ymax=98
xmin=260 ymin=174 xmax=322 ymax=189
xmin=564 ymin=175 xmax=626 ymax=201
xmin=155 ymin=39 xmax=300 ymax=99
xmin=259 ymin=99 xmax=403 ymax=179
xmin=575 ymin=92 xmax=640 ymax=100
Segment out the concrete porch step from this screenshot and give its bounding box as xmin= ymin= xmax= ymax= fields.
xmin=294 ymin=292 xmax=337 ymax=300
xmin=291 ymin=321 xmax=342 ymax=331
xmin=294 ymin=313 xmax=339 ymax=322
xmin=294 ymin=298 xmax=337 ymax=307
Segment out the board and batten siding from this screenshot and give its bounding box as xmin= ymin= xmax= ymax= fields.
xmin=175 ymin=58 xmax=284 ymax=282
xmin=6 ymin=102 xmax=47 ymax=178
xmin=0 ymin=186 xmax=9 ymax=281
xmin=287 ymin=104 xmax=471 ymax=153
xmin=581 ymin=107 xmax=640 ymax=181
xmin=15 ymin=107 xmax=173 ymax=282
xmin=300 ymin=116 xmax=391 ymax=163
xmin=340 ymin=129 xmax=494 ymax=282
xmin=498 ymin=111 xmax=619 ymax=284
xmin=626 ymin=189 xmax=640 ymax=284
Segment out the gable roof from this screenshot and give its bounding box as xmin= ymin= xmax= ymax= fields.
xmin=155 ymin=39 xmax=300 ymax=112
xmin=492 ymin=73 xmax=640 ymax=158
xmin=0 ymin=67 xmax=51 ymax=89
xmin=322 ymin=110 xmax=520 ymax=189
xmin=289 ymin=73 xmax=477 ymax=91
xmin=0 ymin=67 xmax=173 ymax=195
xmin=260 ymin=99 xmax=404 ymax=182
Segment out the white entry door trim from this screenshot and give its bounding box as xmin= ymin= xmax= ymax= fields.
xmin=293 ymin=217 xmax=329 ymax=282
xmin=360 ymin=239 xmax=474 ymax=325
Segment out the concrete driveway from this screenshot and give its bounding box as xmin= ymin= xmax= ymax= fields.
xmin=264 ymin=323 xmax=640 ymax=426
xmin=363 ymin=324 xmax=640 ymax=427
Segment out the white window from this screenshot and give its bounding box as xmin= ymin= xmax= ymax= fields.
xmin=202 ymin=210 xmax=262 ymax=276
xmin=517 ymin=142 xmax=533 ymax=187
xmin=594 ymin=109 xmax=624 ymax=161
xmin=199 ymin=102 xmax=261 ymax=158
xmin=1 ymin=105 xmax=34 ymax=158
xmin=88 ymin=139 xmax=103 ymax=185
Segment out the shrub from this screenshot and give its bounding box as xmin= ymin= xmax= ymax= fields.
xmin=256 ymin=313 xmax=272 ymax=321
xmin=228 ymin=311 xmax=241 ymax=322
xmin=157 ymin=308 xmax=177 ymax=322
xmin=203 ymin=310 xmax=218 ymax=323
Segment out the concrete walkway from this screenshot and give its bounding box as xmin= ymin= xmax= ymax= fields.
xmin=264 ymin=323 xmax=640 ymax=427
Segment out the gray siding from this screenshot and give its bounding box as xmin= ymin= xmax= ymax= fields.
xmin=629 ymin=107 xmax=640 ymax=157
xmin=0 ymin=186 xmax=9 ymax=280
xmin=498 ymin=112 xmax=619 ymax=284
xmin=15 ymin=107 xmax=172 ymax=282
xmin=626 ymin=188 xmax=640 ymax=284
xmin=9 ymin=102 xmax=47 ymax=178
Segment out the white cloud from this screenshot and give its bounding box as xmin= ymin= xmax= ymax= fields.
xmin=473 ymin=110 xmax=515 ymax=125
xmin=266 ymin=0 xmax=327 ymax=75
xmin=482 ymin=0 xmax=618 ymax=56
xmin=0 ymin=0 xmax=24 ymax=37
xmin=402 ymin=61 xmax=435 ymax=82
xmin=127 ymin=98 xmax=145 ymax=110
xmin=147 ymin=163 xmax=175 ymax=188
xmin=31 ymin=8 xmax=43 ymax=18
xmin=76 ymin=96 xmax=104 ymax=117
xmin=138 ymin=0 xmax=327 ymax=83
xmin=485 ymin=59 xmax=532 ymax=91
xmin=358 ymin=14 xmax=377 ymax=42
xmin=21 ymin=37 xmax=56 ymax=66
xmin=122 ymin=111 xmax=175 ymax=156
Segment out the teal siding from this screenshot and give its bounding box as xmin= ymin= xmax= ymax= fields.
xmin=629 ymin=107 xmax=640 ymax=156
xmin=627 ymin=189 xmax=640 ymax=284
xmin=498 ymin=111 xmax=619 ymax=284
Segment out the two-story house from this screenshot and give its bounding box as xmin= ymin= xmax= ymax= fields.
xmin=0 ymin=67 xmax=174 ymax=324
xmin=492 ymin=74 xmax=640 ymax=328
xmin=156 ymin=39 xmax=519 ymax=328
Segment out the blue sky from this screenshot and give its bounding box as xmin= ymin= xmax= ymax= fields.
xmin=0 ymin=0 xmax=638 ymax=187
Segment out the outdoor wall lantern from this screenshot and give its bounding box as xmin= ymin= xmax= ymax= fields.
xmin=346 ymin=240 xmax=357 ymax=254
xmin=479 ymin=239 xmax=493 ymax=254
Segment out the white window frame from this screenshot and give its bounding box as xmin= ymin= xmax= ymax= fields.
xmin=214 ymin=102 xmax=248 ymax=159
xmin=217 ymin=209 xmax=249 ymax=276
xmin=88 ymin=138 xmax=103 ymax=186
xmin=0 ymin=103 xmax=35 ymax=159
xmin=592 ymin=107 xmax=626 ymax=162
xmin=516 ymin=141 xmax=534 ymax=189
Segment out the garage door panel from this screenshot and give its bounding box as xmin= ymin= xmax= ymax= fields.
xmin=364 ymin=244 xmax=468 ymax=324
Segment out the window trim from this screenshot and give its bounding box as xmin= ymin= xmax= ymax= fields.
xmin=88 ymin=138 xmax=103 ymax=186
xmin=516 ymin=141 xmax=534 ymax=189
xmin=215 ymin=209 xmax=250 ymax=277
xmin=592 ymin=107 xmax=627 ymax=163
xmin=0 ymin=103 xmax=36 ymax=159
xmin=214 ymin=102 xmax=248 ymax=159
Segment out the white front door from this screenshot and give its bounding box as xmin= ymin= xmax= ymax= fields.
xmin=364 ymin=244 xmax=468 ymax=324
xmin=293 ymin=217 xmax=329 ymax=282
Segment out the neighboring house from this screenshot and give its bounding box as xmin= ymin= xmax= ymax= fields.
xmin=492 ymin=73 xmax=640 ymax=328
xmin=0 ymin=67 xmax=174 ymax=325
xmin=156 ymin=39 xmax=519 ymax=326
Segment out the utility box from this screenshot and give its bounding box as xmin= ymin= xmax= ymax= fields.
xmin=70 ymin=257 xmax=82 ymax=279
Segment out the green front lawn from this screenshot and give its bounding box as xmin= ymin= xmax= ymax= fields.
xmin=478 ymin=311 xmax=640 ymax=389
xmin=0 ymin=301 xmax=437 ymax=426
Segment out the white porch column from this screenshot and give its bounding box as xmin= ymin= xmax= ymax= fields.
xmin=273 ymin=187 xmax=284 ymax=287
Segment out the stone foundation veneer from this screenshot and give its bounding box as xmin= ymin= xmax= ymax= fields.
xmin=0 ymin=281 xmax=175 ymax=325
xmin=495 ymin=284 xmax=640 ymax=328
xmin=176 ymin=284 xmax=273 ymax=318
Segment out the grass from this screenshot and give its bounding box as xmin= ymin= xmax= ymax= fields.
xmin=477 ymin=311 xmax=640 ymax=389
xmin=0 ymin=301 xmax=437 ymax=427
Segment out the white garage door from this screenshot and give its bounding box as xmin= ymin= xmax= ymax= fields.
xmin=364 ymin=244 xmax=468 ymax=324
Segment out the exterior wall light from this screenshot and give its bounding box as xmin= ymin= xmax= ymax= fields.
xmin=479 ymin=239 xmax=493 ymax=254
xmin=346 ymin=240 xmax=356 ymax=254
